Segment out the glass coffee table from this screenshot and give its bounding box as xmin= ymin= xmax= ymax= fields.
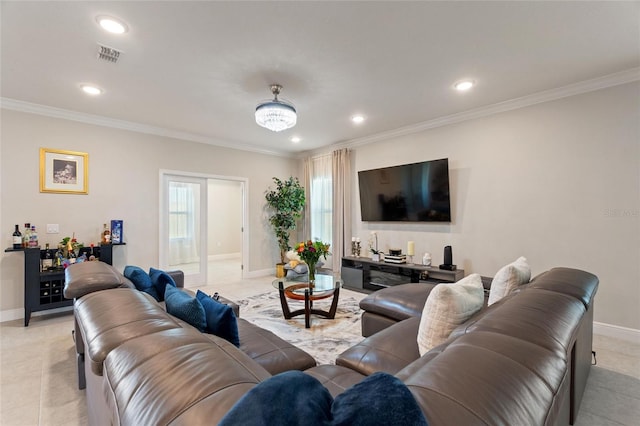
xmin=272 ymin=274 xmax=342 ymax=328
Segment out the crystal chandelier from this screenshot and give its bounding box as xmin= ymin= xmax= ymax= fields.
xmin=255 ymin=84 xmax=297 ymax=132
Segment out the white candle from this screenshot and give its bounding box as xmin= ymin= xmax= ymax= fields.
xmin=407 ymin=241 xmax=415 ymax=256
xmin=352 ymin=237 xmax=356 ymax=242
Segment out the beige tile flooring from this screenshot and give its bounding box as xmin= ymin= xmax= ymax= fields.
xmin=1 ymin=267 xmax=638 ymax=425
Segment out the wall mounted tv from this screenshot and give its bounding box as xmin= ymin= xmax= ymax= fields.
xmin=358 ymin=158 xmax=451 ymax=222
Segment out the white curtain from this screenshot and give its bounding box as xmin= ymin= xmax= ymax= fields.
xmin=305 ymin=154 xmax=333 ymax=269
xmin=168 ymin=182 xmax=200 ymax=266
xmin=332 ymin=148 xmax=351 ymax=274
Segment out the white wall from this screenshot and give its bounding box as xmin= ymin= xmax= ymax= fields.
xmin=208 ymin=179 xmax=242 ymax=256
xmin=0 ymin=110 xmax=297 ymax=318
xmin=350 ymin=82 xmax=639 ymax=331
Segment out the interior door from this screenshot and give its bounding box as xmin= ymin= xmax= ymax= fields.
xmin=161 ymin=174 xmax=207 ymax=286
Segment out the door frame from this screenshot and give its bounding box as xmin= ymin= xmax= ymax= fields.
xmin=159 ymin=169 xmax=249 ymax=284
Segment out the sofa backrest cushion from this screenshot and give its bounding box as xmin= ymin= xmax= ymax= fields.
xmin=74 ymin=288 xmax=182 ymax=376
xmin=417 ymin=274 xmax=484 ymax=356
xmin=487 ymin=256 xmax=531 ymax=306
xmin=103 ymin=328 xmax=271 ymax=426
xmin=399 ymin=331 xmax=568 ymax=426
xmin=528 ymin=267 xmax=599 ymax=309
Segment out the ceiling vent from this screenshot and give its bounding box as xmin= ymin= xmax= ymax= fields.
xmin=97 ymin=44 xmax=121 ymax=63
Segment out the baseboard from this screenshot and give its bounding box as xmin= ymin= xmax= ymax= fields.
xmin=208 ymin=253 xmax=241 ymax=261
xmin=0 ymin=305 xmax=73 ymax=324
xmin=594 ymin=321 xmax=640 ymax=344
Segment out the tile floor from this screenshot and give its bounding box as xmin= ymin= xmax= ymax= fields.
xmin=1 ymin=267 xmax=638 ymax=425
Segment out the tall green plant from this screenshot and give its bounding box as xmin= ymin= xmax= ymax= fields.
xmin=265 ymin=177 xmax=306 ymax=264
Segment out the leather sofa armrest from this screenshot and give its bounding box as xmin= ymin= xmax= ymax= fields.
xmin=166 ymin=270 xmax=184 ymax=288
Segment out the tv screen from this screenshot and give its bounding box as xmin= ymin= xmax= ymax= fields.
xmin=358 ymin=158 xmax=451 ymax=222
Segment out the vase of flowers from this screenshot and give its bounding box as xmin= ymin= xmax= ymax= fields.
xmin=296 ymin=239 xmax=331 ymax=283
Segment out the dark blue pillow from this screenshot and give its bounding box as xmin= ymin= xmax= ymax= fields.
xmin=149 ymin=267 xmax=177 ymax=301
xmin=219 ymin=371 xmax=428 ymax=426
xmin=123 ymin=265 xmax=159 ymax=301
xmin=332 ymin=372 xmax=428 ymax=426
xmin=219 ymin=371 xmax=333 ymax=426
xmin=164 ymin=286 xmax=206 ymax=332
xmin=196 ymin=290 xmax=240 ymax=347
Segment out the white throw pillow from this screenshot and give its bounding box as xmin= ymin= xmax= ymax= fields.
xmin=487 ymin=256 xmax=531 ymax=306
xmin=417 ymin=274 xmax=485 ymax=356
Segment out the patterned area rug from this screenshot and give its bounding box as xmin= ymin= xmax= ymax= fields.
xmin=237 ymin=291 xmax=364 ymax=365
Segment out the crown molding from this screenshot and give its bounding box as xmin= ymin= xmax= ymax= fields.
xmin=319 ymin=67 xmax=640 ymax=155
xmin=3 ymin=67 xmax=638 ymax=160
xmin=0 ymin=98 xmax=293 ymax=158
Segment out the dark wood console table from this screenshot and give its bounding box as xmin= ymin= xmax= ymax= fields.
xmin=5 ymin=244 xmax=124 ymax=326
xmin=341 ymin=256 xmax=464 ymax=293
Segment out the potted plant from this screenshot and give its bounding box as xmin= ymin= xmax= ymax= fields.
xmin=265 ymin=177 xmax=306 ymax=277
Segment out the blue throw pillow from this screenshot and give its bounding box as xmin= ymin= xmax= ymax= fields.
xmin=332 ymin=372 xmax=428 ymax=426
xmin=196 ymin=290 xmax=240 ymax=347
xmin=164 ymin=286 xmax=206 ymax=332
xmin=219 ymin=371 xmax=333 ymax=426
xmin=149 ymin=267 xmax=177 ymax=301
xmin=123 ymin=265 xmax=159 ymax=301
xmin=218 ymin=371 xmax=428 ymax=426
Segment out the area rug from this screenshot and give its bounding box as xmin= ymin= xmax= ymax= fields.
xmin=237 ymin=291 xmax=364 ymax=365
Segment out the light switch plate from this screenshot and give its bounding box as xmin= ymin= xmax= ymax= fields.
xmin=46 ymin=224 xmax=59 ymax=234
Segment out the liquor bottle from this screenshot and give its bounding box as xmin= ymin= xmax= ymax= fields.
xmin=12 ymin=225 xmax=22 ymax=249
xmin=22 ymin=223 xmax=31 ymax=248
xmin=29 ymin=225 xmax=38 ymax=248
xmin=68 ymin=247 xmax=77 ymax=264
xmin=102 ymin=224 xmax=111 ymax=244
xmin=42 ymin=243 xmax=53 ymax=271
xmin=55 ymin=245 xmax=64 ymax=270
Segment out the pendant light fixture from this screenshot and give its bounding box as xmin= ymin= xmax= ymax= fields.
xmin=255 ymin=84 xmax=297 ymax=132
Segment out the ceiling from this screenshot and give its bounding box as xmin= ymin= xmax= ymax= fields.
xmin=1 ymin=1 xmax=639 ymax=156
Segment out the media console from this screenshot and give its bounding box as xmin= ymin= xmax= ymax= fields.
xmin=341 ymin=256 xmax=464 ymax=293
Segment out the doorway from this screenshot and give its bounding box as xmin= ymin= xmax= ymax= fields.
xmin=160 ymin=171 xmax=246 ymax=287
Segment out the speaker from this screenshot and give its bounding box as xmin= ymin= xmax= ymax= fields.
xmin=439 ymin=246 xmax=457 ymax=271
xmin=443 ymin=246 xmax=452 ymax=265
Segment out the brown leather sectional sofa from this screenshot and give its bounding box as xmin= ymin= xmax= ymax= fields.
xmin=65 ymin=262 xmax=598 ymax=425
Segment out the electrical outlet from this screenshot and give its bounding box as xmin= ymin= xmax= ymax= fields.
xmin=46 ymin=224 xmax=59 ymax=234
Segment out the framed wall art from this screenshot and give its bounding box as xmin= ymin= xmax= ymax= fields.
xmin=39 ymin=148 xmax=88 ymax=194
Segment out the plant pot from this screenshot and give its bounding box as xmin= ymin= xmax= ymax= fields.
xmin=372 ymin=254 xmax=380 ymax=262
xmin=275 ymin=263 xmax=286 ymax=278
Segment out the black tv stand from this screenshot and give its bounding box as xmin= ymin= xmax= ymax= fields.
xmin=341 ymin=256 xmax=464 ymax=293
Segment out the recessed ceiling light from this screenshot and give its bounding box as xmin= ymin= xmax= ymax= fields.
xmin=97 ymin=16 xmax=128 ymax=34
xmin=290 ymin=136 xmax=301 ymax=143
xmin=351 ymin=115 xmax=365 ymax=124
xmin=80 ymin=84 xmax=103 ymax=96
xmin=454 ymin=80 xmax=475 ymax=91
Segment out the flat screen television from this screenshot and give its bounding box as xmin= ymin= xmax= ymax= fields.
xmin=358 ymin=158 xmax=451 ymax=222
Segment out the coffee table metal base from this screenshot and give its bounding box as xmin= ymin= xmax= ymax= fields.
xmin=277 ymin=282 xmax=340 ymax=328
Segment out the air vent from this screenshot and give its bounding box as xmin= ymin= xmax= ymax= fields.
xmin=97 ymin=44 xmax=121 ymax=63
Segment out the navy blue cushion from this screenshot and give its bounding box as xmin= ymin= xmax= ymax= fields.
xmin=196 ymin=290 xmax=240 ymax=347
xmin=219 ymin=371 xmax=333 ymax=426
xmin=164 ymin=286 xmax=206 ymax=332
xmin=332 ymin=372 xmax=428 ymax=426
xmin=149 ymin=267 xmax=177 ymax=301
xmin=123 ymin=265 xmax=159 ymax=301
xmin=219 ymin=371 xmax=428 ymax=426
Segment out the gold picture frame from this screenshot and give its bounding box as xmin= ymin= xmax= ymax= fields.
xmin=39 ymin=148 xmax=88 ymax=194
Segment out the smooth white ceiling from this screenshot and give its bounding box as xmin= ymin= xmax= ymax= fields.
xmin=1 ymin=1 xmax=639 ymax=155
